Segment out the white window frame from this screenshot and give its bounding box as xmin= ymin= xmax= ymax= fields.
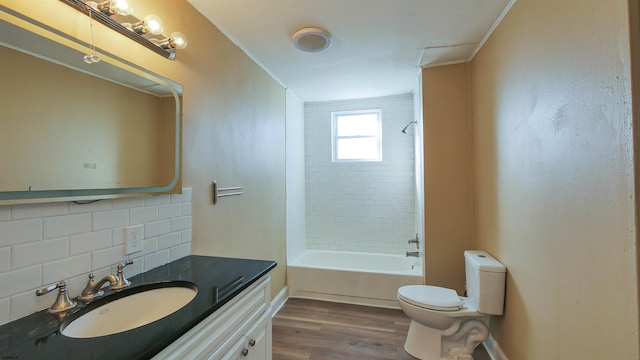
xmin=331 ymin=109 xmax=382 ymax=162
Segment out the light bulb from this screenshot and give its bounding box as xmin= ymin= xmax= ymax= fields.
xmin=143 ymin=14 xmax=164 ymax=35
xmin=170 ymin=32 xmax=188 ymax=49
xmin=109 ymin=0 xmax=134 ymax=16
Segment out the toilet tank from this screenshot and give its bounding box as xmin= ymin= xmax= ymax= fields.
xmin=464 ymin=250 xmax=506 ymax=315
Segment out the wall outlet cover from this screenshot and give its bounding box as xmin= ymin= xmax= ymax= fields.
xmin=125 ymin=225 xmax=144 ymax=254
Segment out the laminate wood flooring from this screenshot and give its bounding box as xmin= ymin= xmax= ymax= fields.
xmin=272 ymin=298 xmax=491 ymax=360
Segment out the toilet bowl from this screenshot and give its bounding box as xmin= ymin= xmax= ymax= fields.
xmin=397 ymin=250 xmax=506 ymax=360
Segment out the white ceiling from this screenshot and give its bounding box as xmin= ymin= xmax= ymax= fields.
xmin=188 ymin=0 xmax=514 ymax=102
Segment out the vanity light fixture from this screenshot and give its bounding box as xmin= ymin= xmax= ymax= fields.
xmin=93 ymin=0 xmax=134 ymax=16
xmin=61 ymin=0 xmax=187 ymax=60
xmin=131 ymin=14 xmax=164 ymax=35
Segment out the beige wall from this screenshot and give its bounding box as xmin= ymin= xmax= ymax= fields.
xmin=422 ymin=63 xmax=474 ymax=294
xmin=2 ymin=0 xmax=287 ymax=298
xmin=471 ymin=0 xmax=639 ymax=358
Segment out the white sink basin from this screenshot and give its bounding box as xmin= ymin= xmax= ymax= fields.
xmin=62 ymin=282 xmax=197 ymax=338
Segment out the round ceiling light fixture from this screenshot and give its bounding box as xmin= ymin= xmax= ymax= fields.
xmin=292 ymin=27 xmax=332 ymax=52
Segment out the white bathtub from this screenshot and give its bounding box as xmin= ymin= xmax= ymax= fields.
xmin=287 ymin=250 xmax=424 ymax=308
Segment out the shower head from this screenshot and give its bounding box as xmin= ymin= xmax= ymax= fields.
xmin=401 ymin=121 xmax=418 ymax=134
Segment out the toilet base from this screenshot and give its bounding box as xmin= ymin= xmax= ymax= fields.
xmin=404 ymin=316 xmax=489 ymax=360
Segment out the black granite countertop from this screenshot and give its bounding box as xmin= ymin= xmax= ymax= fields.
xmin=0 ymin=255 xmax=277 ymax=360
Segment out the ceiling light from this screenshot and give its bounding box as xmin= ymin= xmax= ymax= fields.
xmin=292 ymin=27 xmax=332 ymax=52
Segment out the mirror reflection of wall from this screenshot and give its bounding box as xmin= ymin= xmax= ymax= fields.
xmin=0 ymin=10 xmax=182 ymax=204
xmin=1 ymin=45 xmax=176 ymax=192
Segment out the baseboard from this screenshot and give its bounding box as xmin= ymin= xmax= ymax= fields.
xmin=484 ymin=333 xmax=508 ymax=360
xmin=271 ymin=285 xmax=289 ymax=317
xmin=288 ymin=290 xmax=401 ymax=309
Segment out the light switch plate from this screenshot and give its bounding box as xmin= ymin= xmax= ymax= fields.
xmin=125 ymin=225 xmax=144 ymax=254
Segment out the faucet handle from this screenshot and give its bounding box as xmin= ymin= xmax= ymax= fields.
xmin=111 ymin=259 xmax=133 ymax=290
xmin=118 ymin=258 xmax=134 ymax=270
xmin=36 ymin=280 xmax=77 ymax=314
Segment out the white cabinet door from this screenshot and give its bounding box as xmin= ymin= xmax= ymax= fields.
xmin=245 ymin=311 xmax=272 ymax=360
xmin=217 ymin=336 xmax=246 ymax=360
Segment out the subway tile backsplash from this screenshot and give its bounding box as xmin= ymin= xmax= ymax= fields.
xmin=0 ymin=188 xmax=192 ymax=326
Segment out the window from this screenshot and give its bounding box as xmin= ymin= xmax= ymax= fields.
xmin=331 ymin=109 xmax=382 ymax=162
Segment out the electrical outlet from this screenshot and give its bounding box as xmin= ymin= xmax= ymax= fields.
xmin=125 ymin=225 xmax=143 ymax=255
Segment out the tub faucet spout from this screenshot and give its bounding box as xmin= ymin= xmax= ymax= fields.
xmin=406 ymin=251 xmax=419 ymax=258
xmin=408 ymin=234 xmax=420 ymax=249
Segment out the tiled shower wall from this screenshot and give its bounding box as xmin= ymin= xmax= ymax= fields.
xmin=0 ymin=188 xmax=192 ymax=326
xmin=305 ymin=95 xmax=416 ymax=254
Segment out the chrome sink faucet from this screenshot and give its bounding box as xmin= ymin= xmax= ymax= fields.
xmin=78 ymin=259 xmax=133 ymax=302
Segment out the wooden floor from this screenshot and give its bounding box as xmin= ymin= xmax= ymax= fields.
xmin=272 ymin=298 xmax=491 ymax=360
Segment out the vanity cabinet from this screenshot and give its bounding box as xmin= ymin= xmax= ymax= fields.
xmin=153 ymin=276 xmax=272 ymax=360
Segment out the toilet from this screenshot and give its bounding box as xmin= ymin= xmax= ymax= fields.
xmin=397 ymin=250 xmax=506 ymax=360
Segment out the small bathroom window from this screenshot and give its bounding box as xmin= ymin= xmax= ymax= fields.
xmin=331 ymin=109 xmax=382 ymax=162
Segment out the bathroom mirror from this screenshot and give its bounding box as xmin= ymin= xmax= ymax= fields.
xmin=0 ymin=7 xmax=182 ymax=204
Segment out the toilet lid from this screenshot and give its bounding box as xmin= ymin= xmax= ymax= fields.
xmin=398 ymin=285 xmax=463 ymax=311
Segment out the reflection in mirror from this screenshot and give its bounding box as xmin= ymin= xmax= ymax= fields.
xmin=0 ymin=7 xmax=182 ymax=204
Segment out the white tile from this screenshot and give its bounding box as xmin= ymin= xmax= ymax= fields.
xmin=171 ymin=188 xmax=192 ymax=203
xmin=112 ymin=227 xmax=126 ymax=245
xmin=11 ymin=288 xmax=56 ymax=321
xmin=0 ymin=206 xmax=10 ymax=221
xmin=112 ymin=197 xmax=144 ymax=209
xmin=122 ymin=258 xmax=144 ymax=279
xmin=69 ymin=230 xmax=111 ymax=255
xmin=145 ymin=220 xmax=170 ymax=238
xmin=0 ymin=265 xmax=41 ymax=298
xmin=181 ymin=203 xmax=192 ymax=216
xmin=68 ymin=272 xmax=91 ymax=300
xmin=0 ymin=297 xmax=9 ymax=326
xmin=170 ymin=216 xmax=191 ymax=232
xmin=144 ymin=250 xmax=169 ymax=271
xmin=139 ymin=237 xmax=158 ymax=257
xmin=158 ymin=232 xmax=181 ymax=250
xmin=158 ymin=204 xmax=181 ymax=220
xmin=42 ymin=254 xmax=92 ymax=284
xmin=0 ymin=247 xmax=9 ymax=273
xmin=169 ymin=243 xmax=191 ymax=262
xmin=12 ymin=237 xmax=68 ymax=270
xmin=92 ymin=209 xmax=129 ymax=231
xmin=181 ymin=229 xmax=192 ymax=243
xmin=69 ymin=199 xmax=112 ymax=214
xmin=0 ymin=219 xmax=42 ymax=246
xmin=43 ymin=214 xmax=91 ymax=239
xmin=91 ymin=246 xmax=126 ymax=270
xmin=11 ymin=202 xmax=69 ymax=220
xmin=130 ymin=206 xmax=158 ymax=225
xmin=144 ymin=195 xmax=170 ymax=206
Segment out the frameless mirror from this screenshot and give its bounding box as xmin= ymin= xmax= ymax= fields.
xmin=0 ymin=7 xmax=182 ymax=204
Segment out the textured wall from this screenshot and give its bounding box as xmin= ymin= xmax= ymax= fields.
xmin=471 ymin=0 xmax=639 ymax=358
xmin=422 ymin=63 xmax=474 ymax=294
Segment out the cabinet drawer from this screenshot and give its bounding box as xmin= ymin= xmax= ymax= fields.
xmin=153 ymin=276 xmax=271 ymax=360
